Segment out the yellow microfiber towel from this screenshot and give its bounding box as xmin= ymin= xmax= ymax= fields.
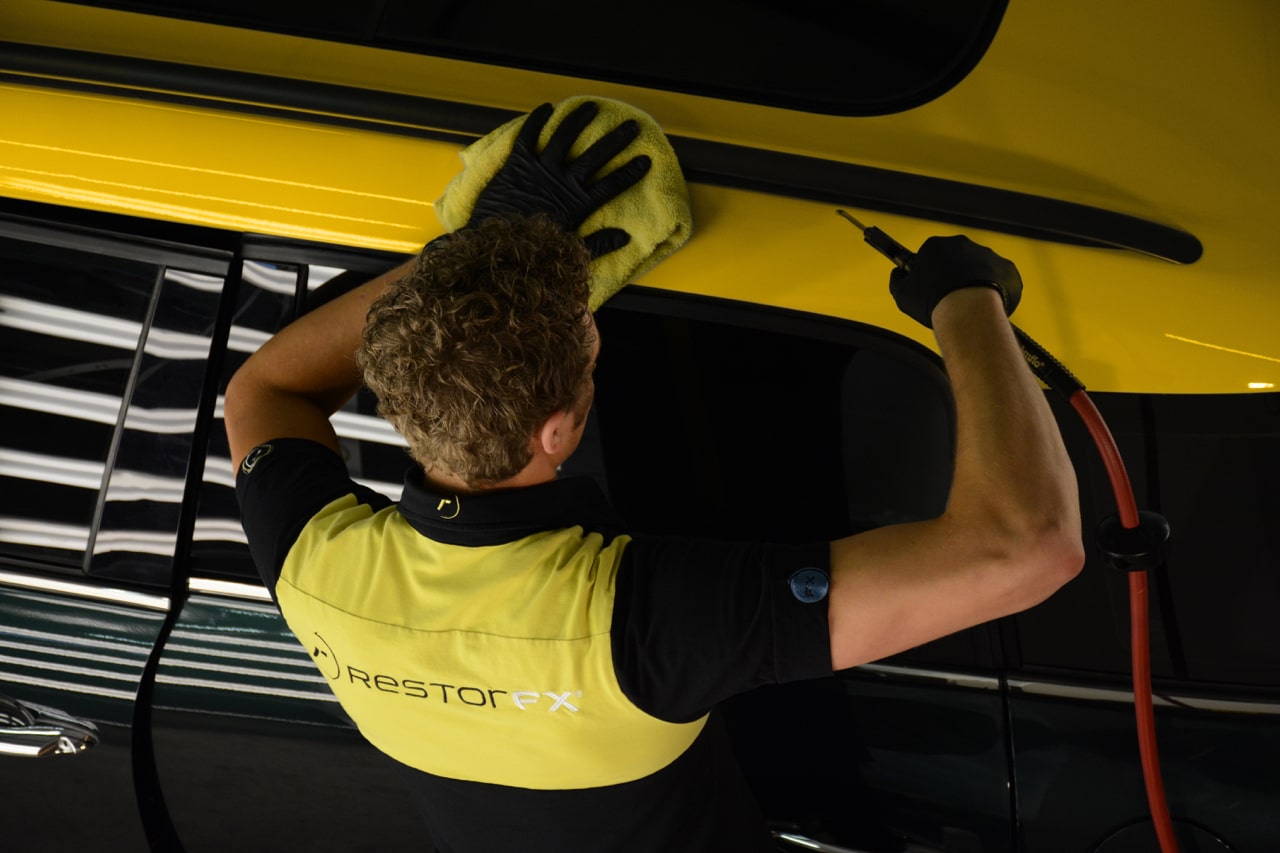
xmin=435 ymin=95 xmax=693 ymax=311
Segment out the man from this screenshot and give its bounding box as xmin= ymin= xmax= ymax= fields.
xmin=226 ymin=106 xmax=1083 ymax=852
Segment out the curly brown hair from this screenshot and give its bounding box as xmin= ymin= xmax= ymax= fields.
xmin=357 ymin=215 xmax=594 ymax=487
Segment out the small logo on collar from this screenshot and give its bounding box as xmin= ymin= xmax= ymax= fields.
xmin=436 ymin=495 xmax=462 ymax=520
xmin=240 ymin=444 xmax=273 ymax=475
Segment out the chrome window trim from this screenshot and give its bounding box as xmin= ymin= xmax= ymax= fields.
xmin=1007 ymin=678 xmax=1280 ymax=716
xmin=0 ymin=568 xmax=168 ymax=611
xmin=855 ymin=662 xmax=1000 ymax=692
xmin=0 ymin=210 xmax=233 ymax=274
xmin=187 ymin=577 xmax=272 ymax=603
xmin=855 ymin=662 xmax=1280 ymax=716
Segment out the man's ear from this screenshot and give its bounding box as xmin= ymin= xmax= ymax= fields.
xmin=536 ymin=409 xmax=572 ymax=457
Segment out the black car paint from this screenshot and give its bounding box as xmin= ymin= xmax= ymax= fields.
xmin=2 ymin=202 xmax=1279 ymax=852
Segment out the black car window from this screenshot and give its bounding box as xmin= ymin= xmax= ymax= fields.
xmin=589 ymin=291 xmax=994 ymax=671
xmin=1009 ymin=391 xmax=1280 ymax=693
xmin=0 ymin=232 xmax=225 ymax=585
xmin=191 ymin=260 xmax=987 ymax=670
xmin=189 ymin=259 xmax=300 ymax=583
xmin=1150 ymin=393 xmax=1280 ymax=690
xmin=66 ymin=0 xmax=1008 ymax=115
xmin=191 ymin=255 xmax=411 ymax=584
xmin=0 ymin=236 xmax=158 ymax=571
xmin=1009 ymin=393 xmax=1158 ymax=678
xmin=590 ymin=295 xmax=954 ymax=543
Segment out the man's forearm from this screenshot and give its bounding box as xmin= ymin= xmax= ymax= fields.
xmin=224 ymin=258 xmax=415 ymax=471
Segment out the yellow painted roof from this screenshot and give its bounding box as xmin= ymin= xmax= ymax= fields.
xmin=2 ymin=0 xmax=1278 ymax=393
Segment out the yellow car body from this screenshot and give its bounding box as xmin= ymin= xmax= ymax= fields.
xmin=2 ymin=0 xmax=1278 ymax=394
xmin=3 ymin=4 xmax=1278 ymax=852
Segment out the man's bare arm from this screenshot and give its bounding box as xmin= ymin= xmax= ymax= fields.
xmin=224 ymin=259 xmax=415 ymax=473
xmin=827 ymin=287 xmax=1084 ymax=670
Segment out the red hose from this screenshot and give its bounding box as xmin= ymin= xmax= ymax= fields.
xmin=1069 ymin=391 xmax=1138 ymax=529
xmin=1069 ymin=390 xmax=1181 ymax=853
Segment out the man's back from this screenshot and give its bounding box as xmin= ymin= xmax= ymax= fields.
xmin=238 ymin=437 xmax=831 ymax=851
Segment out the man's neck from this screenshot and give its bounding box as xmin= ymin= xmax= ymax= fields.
xmin=422 ymin=457 xmax=559 ymax=495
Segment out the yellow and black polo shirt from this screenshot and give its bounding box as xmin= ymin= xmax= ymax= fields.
xmin=237 ymin=438 xmax=832 ymax=852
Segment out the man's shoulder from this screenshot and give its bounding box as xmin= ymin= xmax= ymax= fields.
xmin=236 ymin=436 xmax=346 ymax=482
xmin=235 ymin=437 xmax=395 ymax=590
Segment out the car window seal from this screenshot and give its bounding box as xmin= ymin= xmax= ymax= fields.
xmin=0 ymin=202 xmax=235 ymax=274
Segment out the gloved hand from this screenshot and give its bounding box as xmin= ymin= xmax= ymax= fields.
xmin=466 ymin=101 xmax=653 ymax=258
xmin=889 ymin=235 xmax=1022 ymax=328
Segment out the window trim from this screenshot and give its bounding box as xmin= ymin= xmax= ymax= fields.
xmin=0 ymin=566 xmax=169 ymax=610
xmin=0 ymin=200 xmax=235 ymax=273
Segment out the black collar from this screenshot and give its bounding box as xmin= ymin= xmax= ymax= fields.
xmin=397 ymin=469 xmax=626 ymax=546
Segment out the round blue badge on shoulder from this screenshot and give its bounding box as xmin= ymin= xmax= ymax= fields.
xmin=788 ymin=568 xmax=829 ymax=603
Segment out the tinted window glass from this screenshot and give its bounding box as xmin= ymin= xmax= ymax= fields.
xmin=1153 ymin=393 xmax=1280 ymax=690
xmin=592 ymin=300 xmax=953 ymax=543
xmin=0 ymin=236 xmax=159 ymax=569
xmin=1011 ymin=391 xmax=1280 ymax=693
xmin=191 ymin=259 xmax=410 ymax=584
xmin=85 ymin=264 xmax=223 ymax=586
xmin=190 ymin=260 xmax=298 ymax=583
xmin=1011 ymin=393 xmax=1158 ymax=678
xmin=192 ymin=270 xmax=984 ymax=671
xmin=591 ymin=295 xmax=993 ymax=671
xmin=307 ymin=267 xmax=418 ymax=507
xmin=69 ymin=0 xmax=1007 ymax=115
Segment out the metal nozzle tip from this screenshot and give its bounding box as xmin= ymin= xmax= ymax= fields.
xmin=835 ymin=209 xmax=867 ymax=231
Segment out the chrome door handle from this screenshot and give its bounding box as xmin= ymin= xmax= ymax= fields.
xmin=773 ymin=829 xmax=944 ymax=853
xmin=773 ymin=830 xmax=878 ymax=852
xmin=0 ymin=694 xmax=99 ymax=757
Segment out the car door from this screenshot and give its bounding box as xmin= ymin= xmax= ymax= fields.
xmin=147 ymin=238 xmax=430 ymax=852
xmin=587 ymin=289 xmax=1014 ymax=853
xmin=153 ymin=253 xmax=1016 ymax=853
xmin=1004 ymin=392 xmax=1280 ymax=852
xmin=0 ymin=212 xmax=231 ymax=851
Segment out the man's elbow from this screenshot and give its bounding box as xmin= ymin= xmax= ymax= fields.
xmin=1038 ymin=486 xmax=1086 ymax=582
xmin=223 ymin=368 xmax=245 ymax=421
xmin=1042 ymin=526 xmax=1086 ymax=584
xmin=223 ymin=365 xmax=268 ymax=468
xmin=223 ymin=368 xmax=251 ymax=433
xmin=969 ymin=494 xmax=1086 ymax=614
xmin=1003 ymin=473 xmax=1086 ymax=601
xmin=1014 ymin=522 xmax=1086 ymax=609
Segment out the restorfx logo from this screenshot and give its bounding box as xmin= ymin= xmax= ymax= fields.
xmin=240 ymin=444 xmax=273 ymax=475
xmin=310 ymin=633 xmax=580 ymax=713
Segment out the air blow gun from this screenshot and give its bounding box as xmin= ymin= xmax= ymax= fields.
xmin=838 ymin=209 xmax=1182 ymax=853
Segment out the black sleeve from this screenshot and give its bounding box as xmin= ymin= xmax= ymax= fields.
xmin=234 ymin=438 xmax=393 ymax=591
xmin=610 ymin=536 xmax=833 ymax=723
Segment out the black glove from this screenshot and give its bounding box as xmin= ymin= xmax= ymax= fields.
xmin=889 ymin=235 xmax=1022 ymax=328
xmin=467 ymin=101 xmax=653 ymax=258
